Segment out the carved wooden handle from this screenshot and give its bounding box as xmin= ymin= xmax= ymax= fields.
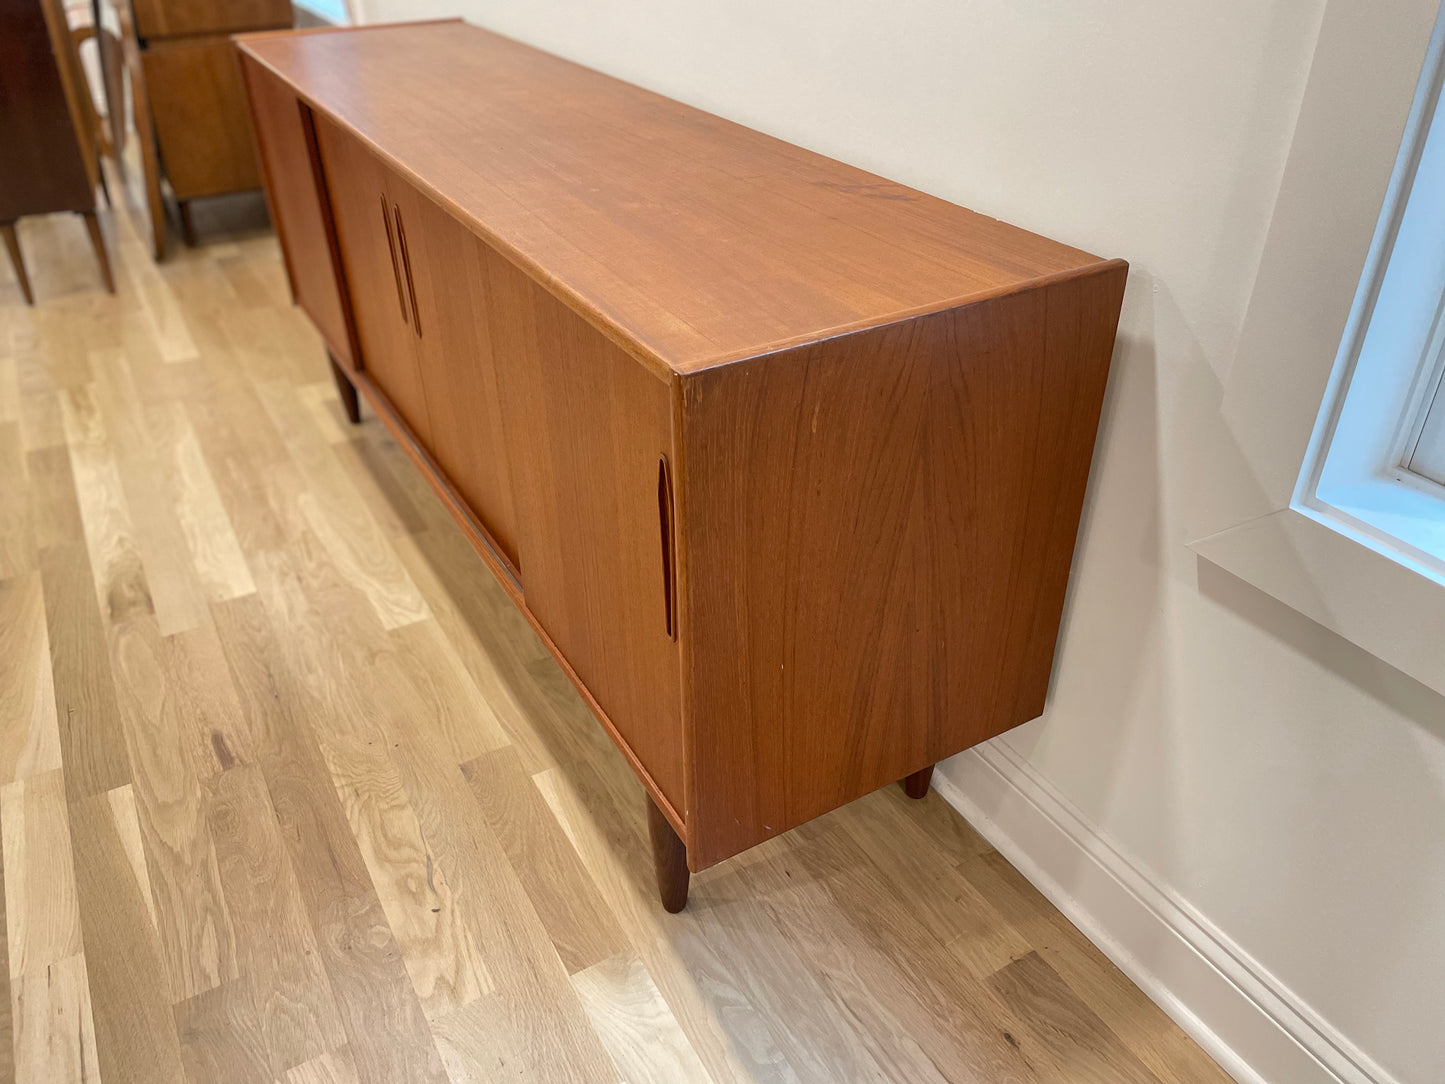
xmin=380 ymin=195 xmax=408 ymax=325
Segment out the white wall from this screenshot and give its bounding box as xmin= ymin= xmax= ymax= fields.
xmin=352 ymin=2 xmax=1445 ymax=1080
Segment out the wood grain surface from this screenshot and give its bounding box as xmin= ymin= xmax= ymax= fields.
xmin=140 ymin=37 xmax=263 ymax=203
xmin=680 ymin=268 xmax=1127 ymax=866
xmin=0 ymin=0 xmax=96 ymax=221
xmin=239 ymin=54 xmax=354 ymax=370
xmin=129 ymin=0 xmax=290 ymax=41
xmin=237 ymin=21 xmax=1114 ymax=375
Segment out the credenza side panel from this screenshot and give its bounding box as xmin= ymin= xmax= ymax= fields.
xmin=239 ymin=56 xmax=352 ymax=367
xmin=486 ymin=248 xmax=686 ymax=812
xmin=679 ymin=266 xmax=1128 ymax=868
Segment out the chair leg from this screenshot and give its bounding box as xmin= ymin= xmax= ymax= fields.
xmin=2 ymin=223 xmax=34 ymax=306
xmin=647 ymin=795 xmax=689 ymax=913
xmin=81 ymin=212 xmax=115 ymax=295
xmin=329 ymin=353 xmax=362 ymax=424
xmin=901 ymin=764 xmax=934 ymax=799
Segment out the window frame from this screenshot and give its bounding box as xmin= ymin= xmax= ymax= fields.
xmin=1188 ymin=0 xmax=1445 ymax=697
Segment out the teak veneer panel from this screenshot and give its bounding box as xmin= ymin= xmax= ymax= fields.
xmin=240 ymin=54 xmax=353 ymax=370
xmin=313 ymin=116 xmax=433 ymax=444
xmin=485 ymin=251 xmax=684 ymax=809
xmin=141 ymin=37 xmax=263 ymax=203
xmin=679 ymin=270 xmax=1126 ymax=866
xmin=237 ymin=21 xmax=1128 ymax=885
xmin=396 ymin=179 xmax=521 ymax=569
xmin=131 ymin=0 xmax=290 ymax=40
xmin=237 ymin=21 xmax=1116 ymax=374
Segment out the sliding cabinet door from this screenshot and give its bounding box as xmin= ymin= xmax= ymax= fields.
xmin=313 ymin=117 xmax=431 ymax=443
xmin=390 ymin=180 xmax=519 ymax=569
xmin=486 ymin=250 xmax=685 ymax=813
xmin=239 ymin=58 xmax=353 ymax=368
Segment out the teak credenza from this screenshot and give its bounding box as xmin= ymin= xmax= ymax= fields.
xmin=236 ymin=20 xmax=1127 ymax=912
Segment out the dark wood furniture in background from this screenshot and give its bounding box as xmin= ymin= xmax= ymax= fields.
xmin=123 ymin=0 xmax=292 ymax=257
xmin=0 ymin=0 xmax=116 ymax=303
xmin=238 ymin=20 xmax=1128 ymax=911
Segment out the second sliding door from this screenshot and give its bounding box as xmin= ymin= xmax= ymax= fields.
xmin=392 ymin=183 xmax=519 ymax=570
xmin=486 ymin=251 xmax=686 ymax=814
xmin=314 ymin=116 xmax=431 ymax=444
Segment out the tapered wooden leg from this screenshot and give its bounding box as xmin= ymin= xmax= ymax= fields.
xmin=81 ymin=212 xmax=115 ymax=294
xmin=178 ymin=200 xmax=198 ymax=247
xmin=901 ymin=764 xmax=934 ymax=800
xmin=1 ymin=223 xmax=33 ymax=306
xmin=329 ymin=354 xmax=362 ymax=424
xmin=646 ymin=796 xmax=689 ymax=913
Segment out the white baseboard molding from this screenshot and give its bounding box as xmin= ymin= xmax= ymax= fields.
xmin=933 ymin=739 xmax=1399 ymax=1084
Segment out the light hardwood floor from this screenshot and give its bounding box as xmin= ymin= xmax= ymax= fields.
xmin=0 ymin=186 xmax=1236 ymax=1084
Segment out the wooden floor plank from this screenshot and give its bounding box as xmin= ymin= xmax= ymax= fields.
xmin=2 ymin=770 xmax=82 ymax=978
xmin=0 ymin=574 xmax=62 ymax=786
xmin=14 ymin=350 xmax=64 ymax=454
xmin=263 ymin=539 xmax=619 ymax=1084
xmin=149 ymin=400 xmax=256 ymax=604
xmin=844 ymin=789 xmax=1033 ymax=981
xmin=0 ymin=423 xmax=35 ymax=579
xmin=0 ymin=357 xmax=17 ymax=425
xmin=160 ymin=619 xmax=255 ymax=779
xmin=462 ymin=745 xmax=627 ymax=976
xmin=534 ymin=762 xmax=798 ymax=1084
xmin=255 ymin=381 xmax=428 ymax=631
xmin=285 ymin=1046 xmax=362 ymax=1084
xmin=387 ymin=620 xmax=511 ymax=765
xmin=69 ymin=784 xmax=186 ymax=1084
xmin=204 ymin=764 xmax=346 ymax=1077
xmin=987 ymin=951 xmax=1164 ymax=1084
xmin=38 ymin=541 xmax=133 ymax=800
xmin=60 ymin=383 xmax=154 ymax=626
xmin=954 ymin=847 xmax=1238 ymax=1084
xmin=209 ymin=593 xmax=450 ymax=1084
xmin=173 ymin=978 xmax=274 ymax=1084
xmin=10 ymin=953 xmax=99 ymax=1084
xmin=571 ymin=952 xmax=713 ymax=1084
xmin=109 ymin=614 xmax=238 ymax=1001
xmin=0 ymin=806 xmax=13 ymax=1084
xmin=253 ymin=544 xmax=493 ymax=1021
xmin=428 ymin=992 xmax=622 ymax=1084
xmin=27 ymin=445 xmax=85 ymax=552
xmin=90 ymin=348 xmax=208 ymax=635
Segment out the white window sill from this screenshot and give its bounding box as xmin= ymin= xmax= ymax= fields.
xmin=1188 ymin=501 xmax=1445 ymax=697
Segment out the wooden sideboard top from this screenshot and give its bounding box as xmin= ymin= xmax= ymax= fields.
xmin=238 ymin=21 xmax=1120 ymax=375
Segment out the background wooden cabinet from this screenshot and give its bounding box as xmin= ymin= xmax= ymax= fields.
xmin=125 ymin=0 xmax=293 ymax=257
xmin=131 ymin=0 xmax=287 ymax=38
xmin=142 ymin=37 xmax=262 ymax=200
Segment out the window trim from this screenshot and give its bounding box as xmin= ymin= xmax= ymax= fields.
xmin=1188 ymin=0 xmax=1445 ymax=697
